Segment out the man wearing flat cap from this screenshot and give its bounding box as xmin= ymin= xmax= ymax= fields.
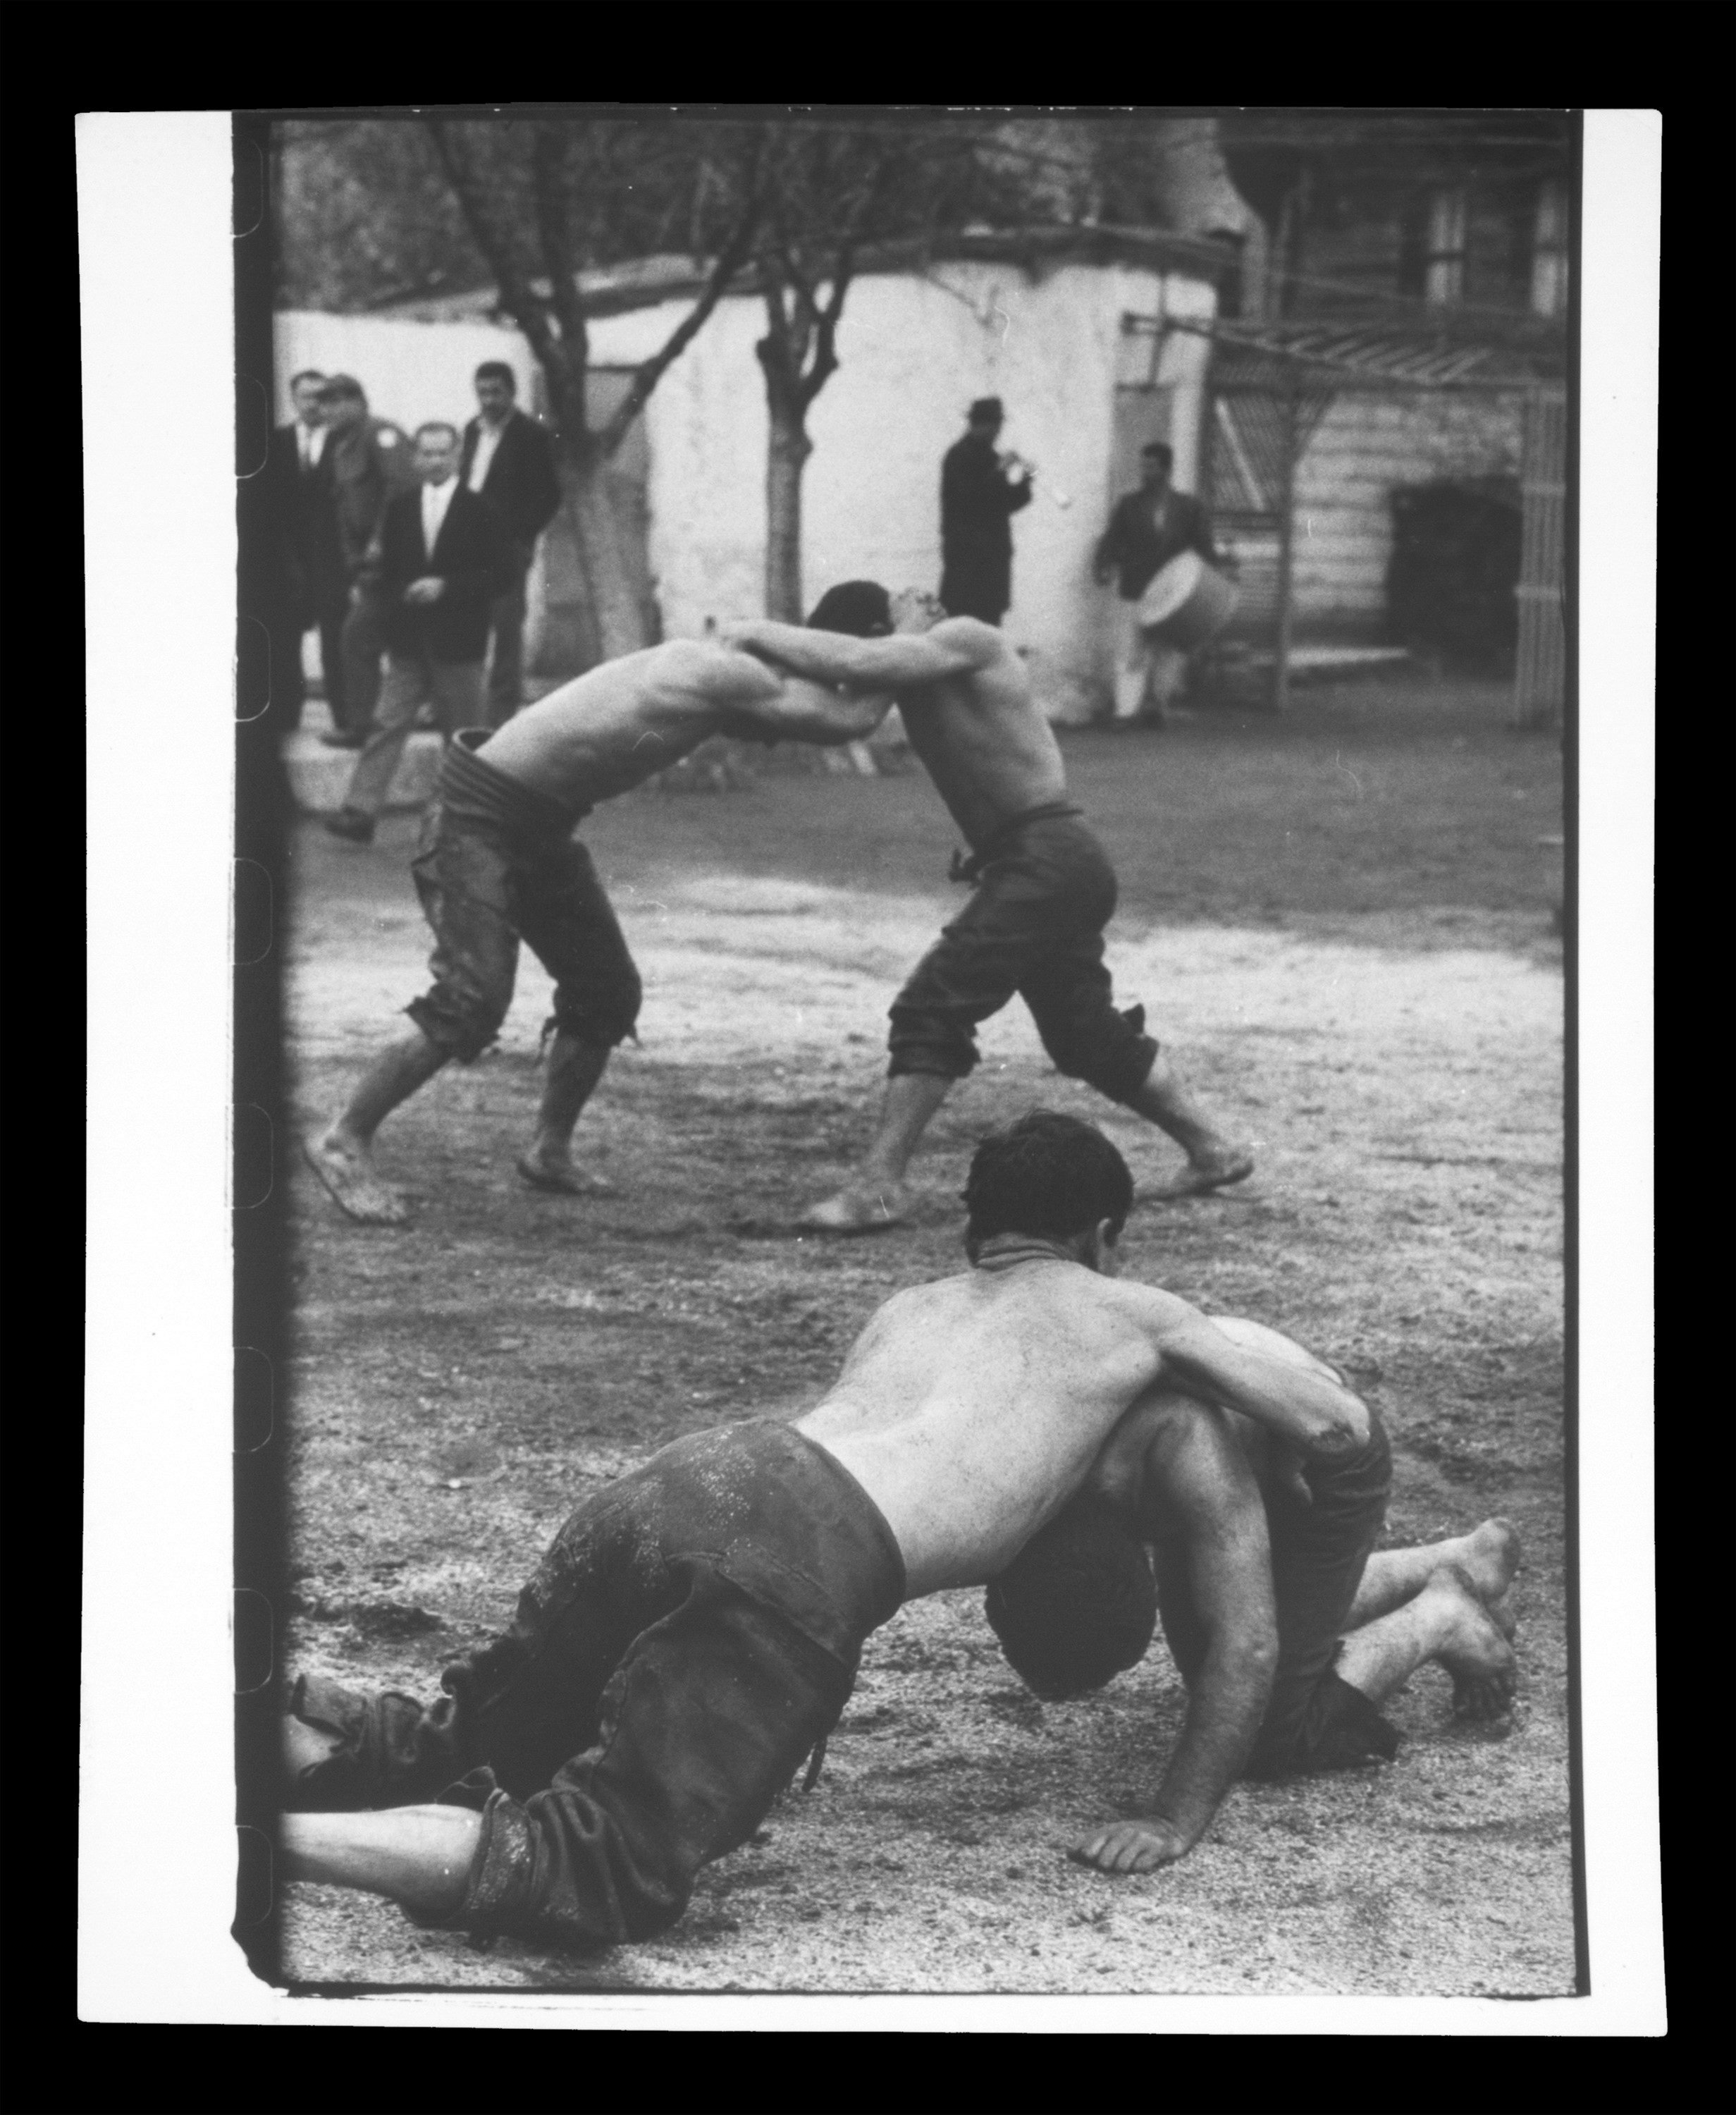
xmin=939 ymin=397 xmax=1033 ymax=625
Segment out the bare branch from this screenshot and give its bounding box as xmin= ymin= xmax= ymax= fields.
xmin=425 ymin=119 xmax=565 ymax=389
xmin=799 ymin=243 xmax=853 ymax=411
xmin=530 ymin=121 xmax=590 ymax=388
xmin=596 ymin=133 xmax=768 ymax=458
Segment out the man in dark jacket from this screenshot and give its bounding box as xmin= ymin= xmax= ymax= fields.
xmin=260 ymin=368 xmax=329 ymax=730
xmin=939 ymin=397 xmax=1033 ymax=625
xmin=326 ymin=423 xmax=512 ymax=842
xmin=459 ymin=362 xmax=562 ymax=728
xmin=313 ymin=374 xmax=415 ymax=744
xmin=1093 ymin=442 xmax=1219 ymax=725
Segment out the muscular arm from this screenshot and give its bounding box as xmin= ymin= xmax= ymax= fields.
xmin=720 ymin=616 xmax=998 ymax=689
xmin=727 ymin=676 xmax=895 ymax=747
xmin=679 ymin=640 xmax=893 ymax=746
xmin=1072 ymin=1405 xmax=1277 ymax=1873
xmin=1131 ymin=1287 xmax=1370 ymax=1460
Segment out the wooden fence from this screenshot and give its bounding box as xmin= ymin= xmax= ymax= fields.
xmin=1514 ymin=384 xmax=1568 ymax=727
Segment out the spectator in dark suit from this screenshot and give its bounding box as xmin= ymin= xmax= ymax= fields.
xmin=313 ymin=375 xmax=414 ymax=746
xmin=939 ymin=397 xmax=1033 ymax=625
xmin=261 ymin=369 xmax=329 ymax=730
xmin=327 ymin=424 xmax=512 ymax=842
xmin=460 ymin=362 xmax=562 ymax=728
xmin=1093 ymin=442 xmax=1220 ymax=725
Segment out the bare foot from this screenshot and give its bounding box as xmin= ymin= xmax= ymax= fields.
xmin=1425 ymin=1564 xmax=1519 ymax=1721
xmin=798 ymin=1180 xmax=913 ymax=1234
xmin=1453 ymin=1518 xmax=1523 ymax=1605
xmin=516 ymin=1151 xmax=619 ymax=1197
xmin=303 ymin=1131 xmax=411 ymax=1226
xmin=1146 ymin=1148 xmax=1255 ymax=1203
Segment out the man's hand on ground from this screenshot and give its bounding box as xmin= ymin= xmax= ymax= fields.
xmin=1069 ymin=1816 xmax=1196 ymax=1875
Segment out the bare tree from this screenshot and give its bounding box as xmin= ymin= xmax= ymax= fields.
xmin=745 ymin=119 xmax=1011 ymax=620
xmin=424 ymin=116 xmax=765 ymax=658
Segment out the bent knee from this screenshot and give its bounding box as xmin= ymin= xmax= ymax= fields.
xmin=406 ymin=991 xmax=510 ymax=1062
xmin=1035 ymin=1012 xmax=1156 ymax=1102
xmin=551 ymin=975 xmax=642 ymax=1050
xmin=887 ymin=1009 xmax=977 ymax=1080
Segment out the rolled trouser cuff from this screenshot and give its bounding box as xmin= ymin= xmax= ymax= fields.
xmin=1245 ymin=1665 xmax=1401 ymax=1780
xmin=427 ymin=1775 xmax=541 ymax=1939
xmin=404 ymin=993 xmax=507 ymax=1064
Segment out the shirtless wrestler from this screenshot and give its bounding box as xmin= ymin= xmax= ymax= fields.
xmin=988 ymin=1316 xmax=1520 ymax=1877
xmin=279 ymin=1112 xmax=1366 ymax=1953
xmin=304 ymin=641 xmax=893 ymax=1225
xmin=721 ymin=584 xmax=1254 ymax=1232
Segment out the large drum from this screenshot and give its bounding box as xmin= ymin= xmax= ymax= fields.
xmin=1135 ymin=551 xmax=1239 ymax=649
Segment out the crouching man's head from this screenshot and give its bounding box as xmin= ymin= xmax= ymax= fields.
xmin=961 ymin=1110 xmax=1134 ymax=1273
xmin=807 ymin=580 xmax=948 ymax=638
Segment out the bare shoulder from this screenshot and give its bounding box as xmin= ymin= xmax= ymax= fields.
xmin=1088 ymin=1387 xmax=1257 ymax=1524
xmin=1100 ymin=1275 xmax=1200 ymax=1333
xmin=652 ymin=637 xmax=781 ymax=701
xmin=1205 ymin=1314 xmax=1343 ymax=1383
xmin=928 ymin=615 xmax=1013 ymax=668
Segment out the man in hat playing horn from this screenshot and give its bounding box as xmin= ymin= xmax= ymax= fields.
xmin=940 ymin=397 xmax=1033 ymax=625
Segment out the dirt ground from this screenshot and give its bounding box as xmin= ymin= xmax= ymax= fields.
xmin=276 ymin=673 xmax=1572 ymax=1995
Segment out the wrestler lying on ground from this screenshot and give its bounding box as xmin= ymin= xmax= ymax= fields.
xmin=280 ymin=1112 xmax=1368 ymax=1951
xmin=304 ymin=640 xmax=894 ymax=1225
xmin=720 ymin=584 xmax=1253 ymax=1232
xmin=987 ymin=1317 xmax=1520 ymax=1876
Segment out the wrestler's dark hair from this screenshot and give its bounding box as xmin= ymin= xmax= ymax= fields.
xmin=962 ymin=1112 xmax=1134 ymax=1253
xmin=1141 ymin=441 xmax=1174 ymax=470
xmin=474 ymin=360 xmax=517 ymax=390
xmin=807 ymin=581 xmax=892 ymax=636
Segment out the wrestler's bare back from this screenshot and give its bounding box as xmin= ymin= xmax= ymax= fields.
xmin=798 ymin=1262 xmax=1178 ymax=1597
xmin=798 ymin=1263 xmax=1371 ymax=1598
xmin=478 ymin=639 xmax=878 ymax=811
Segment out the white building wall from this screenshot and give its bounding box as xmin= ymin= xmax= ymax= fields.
xmin=276 ymin=261 xmax=1218 ymax=721
xmin=587 ymin=261 xmax=1216 ymax=721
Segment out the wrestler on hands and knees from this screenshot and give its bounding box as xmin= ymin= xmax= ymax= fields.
xmin=303 ymin=638 xmax=895 ymax=1226
xmin=990 ymin=1320 xmax=1520 ymax=1877
xmin=280 ymin=1113 xmax=1369 ymax=1951
xmin=720 ymin=584 xmax=1254 ymax=1232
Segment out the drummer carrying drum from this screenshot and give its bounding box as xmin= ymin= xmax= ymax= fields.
xmin=1094 ymin=443 xmax=1233 ymax=728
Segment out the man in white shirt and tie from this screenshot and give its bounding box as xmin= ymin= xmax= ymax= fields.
xmin=458 ymin=362 xmax=563 ymax=728
xmin=328 ymin=422 xmax=512 ymax=842
xmin=294 ymin=375 xmax=328 ymax=475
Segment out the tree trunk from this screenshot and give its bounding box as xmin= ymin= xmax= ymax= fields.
xmin=561 ymin=447 xmax=648 ymax=663
xmin=765 ymin=400 xmax=812 ymax=622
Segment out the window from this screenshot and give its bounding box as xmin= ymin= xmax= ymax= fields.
xmin=1423 ymin=187 xmax=1467 ymax=308
xmin=1530 ymin=180 xmax=1570 ymax=318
